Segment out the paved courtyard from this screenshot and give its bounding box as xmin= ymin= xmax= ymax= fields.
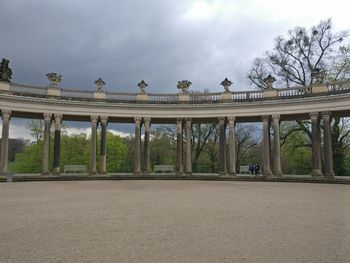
xmin=0 ymin=180 xmax=349 ymax=263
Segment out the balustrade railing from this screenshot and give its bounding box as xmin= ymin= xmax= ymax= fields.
xmin=148 ymin=93 xmax=179 ymax=103
xmin=5 ymin=80 xmax=350 ymax=104
xmin=327 ymin=81 xmax=350 ymax=93
xmin=61 ymin=88 xmax=94 ymax=100
xmin=190 ymin=92 xmax=221 ymax=103
xmin=10 ymin=83 xmax=47 ymax=97
xmin=277 ymin=86 xmax=311 ymax=97
xmin=106 ymin=92 xmax=137 ymax=102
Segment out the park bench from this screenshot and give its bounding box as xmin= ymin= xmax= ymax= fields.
xmin=239 ymin=166 xmax=251 ymax=174
xmin=154 ymin=165 xmax=174 ymax=174
xmin=64 ymin=165 xmax=87 ymax=174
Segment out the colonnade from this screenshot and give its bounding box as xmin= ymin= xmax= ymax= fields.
xmin=0 ymin=110 xmax=335 ymax=178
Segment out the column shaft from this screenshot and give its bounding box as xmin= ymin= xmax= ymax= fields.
xmin=143 ymin=118 xmax=151 ymax=174
xmin=262 ymin=116 xmax=272 ymax=176
xmin=310 ymin=112 xmax=322 ymax=176
xmin=219 ymin=118 xmax=227 ymax=175
xmin=322 ymin=112 xmax=334 ymax=177
xmin=228 ymin=117 xmax=236 ymax=175
xmin=53 ymin=114 xmax=62 ymax=174
xmin=90 ymin=116 xmax=98 ymax=174
xmin=42 ymin=113 xmax=52 ymax=175
xmin=185 ymin=119 xmax=192 ymax=174
xmin=272 ymin=115 xmax=282 ymax=176
xmin=99 ymin=116 xmax=108 ymax=174
xmin=134 ymin=117 xmax=141 ymax=175
xmin=0 ymin=110 xmax=11 ymax=174
xmin=176 ymin=119 xmax=183 ymax=174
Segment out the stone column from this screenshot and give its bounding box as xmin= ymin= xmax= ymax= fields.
xmin=42 ymin=113 xmax=52 ymax=175
xmin=272 ymin=115 xmax=282 ymax=177
xmin=90 ymin=115 xmax=98 ymax=175
xmin=218 ymin=117 xmax=227 ymax=175
xmin=310 ymin=112 xmax=323 ymax=177
xmin=134 ymin=117 xmax=142 ymax=175
xmin=322 ymin=112 xmax=334 ymax=177
xmin=262 ymin=115 xmax=272 ymax=176
xmin=0 ymin=110 xmax=11 ymax=175
xmin=228 ymin=116 xmax=236 ymax=176
xmin=185 ymin=118 xmax=192 ymax=174
xmin=99 ymin=116 xmax=108 ymax=174
xmin=53 ymin=114 xmax=62 ymax=175
xmin=176 ymin=119 xmax=184 ymax=175
xmin=143 ymin=117 xmax=151 ymax=175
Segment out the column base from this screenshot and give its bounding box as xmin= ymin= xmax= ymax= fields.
xmin=133 ymin=171 xmax=141 ymax=176
xmin=41 ymin=172 xmax=50 ymax=176
xmin=324 ymin=173 xmax=335 ymax=179
xmin=312 ymin=170 xmax=323 ymax=177
xmin=90 ymin=172 xmax=97 ymax=175
xmin=273 ymin=173 xmax=282 ymax=178
xmin=53 ymin=167 xmax=60 ymax=175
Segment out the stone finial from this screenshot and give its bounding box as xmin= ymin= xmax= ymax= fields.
xmin=177 ymin=80 xmax=192 ymax=94
xmin=137 ymin=80 xmax=148 ymax=94
xmin=94 ymin=78 xmax=105 ymax=92
xmin=46 ymin=73 xmax=62 ymax=88
xmin=0 ymin=58 xmax=12 ymax=82
xmin=311 ymin=68 xmax=325 ymax=85
xmin=263 ymin=75 xmax=276 ymax=89
xmin=220 ymin=78 xmax=233 ymax=92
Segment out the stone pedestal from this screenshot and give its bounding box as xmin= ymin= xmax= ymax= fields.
xmin=42 ymin=113 xmax=52 ymax=175
xmin=178 ymin=94 xmax=190 ymax=102
xmin=136 ymin=94 xmax=149 ymax=102
xmin=0 ymin=81 xmax=10 ymax=92
xmin=47 ymin=87 xmax=61 ymax=97
xmin=263 ymin=89 xmax=277 ymax=98
xmin=0 ymin=110 xmax=11 ymax=175
xmin=53 ymin=114 xmax=62 ymax=175
xmin=93 ymin=92 xmax=106 ymax=100
xmin=312 ymin=85 xmax=328 ymax=93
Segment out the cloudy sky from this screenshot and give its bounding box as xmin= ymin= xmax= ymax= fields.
xmin=0 ymin=0 xmax=349 ymax=139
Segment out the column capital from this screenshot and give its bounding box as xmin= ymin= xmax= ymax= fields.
xmin=100 ymin=115 xmax=108 ymax=124
xmin=218 ymin=117 xmax=226 ymax=125
xmin=176 ymin=119 xmax=183 ymax=133
xmin=54 ymin=114 xmax=62 ymax=130
xmin=309 ymin=112 xmax=319 ymax=120
xmin=1 ymin=109 xmax=11 ymax=120
xmin=227 ymin=116 xmax=235 ymax=122
xmin=185 ymin=118 xmax=192 ymax=127
xmin=134 ymin=116 xmax=142 ymax=124
xmin=272 ymin=114 xmax=280 ymax=120
xmin=321 ymin=111 xmax=331 ymax=121
xmin=262 ymin=115 xmax=270 ymax=124
xmin=43 ymin=113 xmax=52 ymax=122
xmin=91 ymin=115 xmax=98 ymax=123
xmin=144 ymin=117 xmax=151 ymax=132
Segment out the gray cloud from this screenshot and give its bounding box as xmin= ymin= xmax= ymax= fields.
xmin=1 ymin=0 xmax=348 ymax=135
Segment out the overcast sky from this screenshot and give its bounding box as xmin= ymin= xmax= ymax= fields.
xmin=0 ymin=0 xmax=349 ymax=139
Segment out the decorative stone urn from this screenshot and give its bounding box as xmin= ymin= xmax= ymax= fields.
xmin=0 ymin=58 xmax=12 ymax=82
xmin=137 ymin=80 xmax=148 ymax=94
xmin=46 ymin=73 xmax=62 ymax=88
xmin=311 ymin=68 xmax=325 ymax=85
xmin=263 ymin=74 xmax=276 ymax=90
xmin=220 ymin=78 xmax=233 ymax=92
xmin=263 ymin=75 xmax=277 ymax=98
xmin=177 ymin=80 xmax=192 ymax=94
xmin=94 ymin=78 xmax=105 ymax=92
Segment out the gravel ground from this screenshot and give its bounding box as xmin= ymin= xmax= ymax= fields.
xmin=0 ymin=180 xmax=349 ymax=263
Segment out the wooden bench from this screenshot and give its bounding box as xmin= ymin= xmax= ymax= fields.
xmin=239 ymin=165 xmax=251 ymax=174
xmin=154 ymin=165 xmax=174 ymax=174
xmin=64 ymin=165 xmax=87 ymax=174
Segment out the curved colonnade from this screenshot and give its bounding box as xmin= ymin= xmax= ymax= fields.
xmin=1 ymin=79 xmax=350 ymax=177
